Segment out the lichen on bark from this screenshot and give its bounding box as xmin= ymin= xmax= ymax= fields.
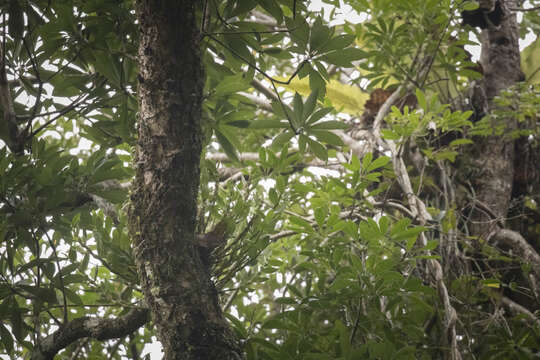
xmin=128 ymin=1 xmax=241 ymax=359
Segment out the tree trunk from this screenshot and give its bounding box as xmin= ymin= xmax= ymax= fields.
xmin=469 ymin=0 xmax=522 ymax=239
xmin=129 ymin=2 xmax=241 ymax=359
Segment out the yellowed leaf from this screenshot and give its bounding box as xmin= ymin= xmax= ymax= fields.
xmin=521 ymin=36 xmax=540 ymax=85
xmin=278 ymin=77 xmax=369 ymax=115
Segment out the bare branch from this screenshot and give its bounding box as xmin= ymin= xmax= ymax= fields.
xmin=334 ymin=129 xmax=376 ymax=159
xmin=509 ymin=5 xmax=540 ymax=11
xmin=251 ymin=78 xmax=279 ymax=103
xmin=249 ymin=10 xmax=279 ymax=27
xmin=239 ymin=92 xmax=274 ymax=112
xmin=373 ymin=200 xmax=415 ymax=218
xmin=491 ymin=228 xmax=540 ymax=283
xmin=501 ymin=296 xmax=540 ymax=328
xmin=372 ymin=85 xmax=403 ymax=134
xmin=371 ymin=79 xmax=459 ymax=359
xmin=207 ymin=152 xmax=260 ymax=162
xmin=89 ymin=194 xmax=120 ymax=224
xmin=31 ymin=308 xmax=149 ymax=360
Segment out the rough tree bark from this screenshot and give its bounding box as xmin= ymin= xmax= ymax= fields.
xmin=469 ymin=0 xmax=522 ymax=239
xmin=466 ymin=0 xmax=540 ymax=309
xmin=129 ymin=2 xmax=241 ymax=359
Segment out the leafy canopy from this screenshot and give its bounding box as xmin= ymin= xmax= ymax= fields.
xmin=1 ymin=0 xmax=540 ymax=359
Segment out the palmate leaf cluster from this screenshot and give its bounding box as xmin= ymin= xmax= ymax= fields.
xmin=1 ymin=0 xmax=540 ymax=359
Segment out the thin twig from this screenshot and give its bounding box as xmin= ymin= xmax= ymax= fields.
xmin=43 ymin=229 xmax=69 ymax=324
xmin=208 ymin=29 xmax=292 ymax=36
xmin=31 ymin=229 xmax=42 ymax=347
xmin=206 ymin=34 xmax=308 ymax=86
xmin=419 ymin=15 xmax=453 ymax=88
xmin=509 ymin=6 xmax=540 ymax=11
xmin=29 ymin=79 xmax=105 ymax=138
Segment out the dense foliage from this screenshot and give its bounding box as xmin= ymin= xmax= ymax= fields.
xmin=0 ymin=0 xmax=539 ymax=359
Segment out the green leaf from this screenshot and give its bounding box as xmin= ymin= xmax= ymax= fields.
xmin=406 ymin=236 xmax=418 ymax=251
xmin=64 ymin=288 xmax=83 ymax=305
xmin=272 ymin=131 xmax=295 ymax=150
xmin=392 ymin=227 xmax=427 ymax=241
xmin=314 ymin=206 xmax=327 ymax=227
xmin=381 ymin=129 xmax=400 ymax=140
xmin=422 ymin=240 xmax=439 ymax=251
xmin=309 ymin=120 xmax=348 ymax=130
xmin=250 ymin=119 xmax=289 ymax=129
xmin=322 ymin=48 xmax=366 ymax=67
xmin=309 ymin=16 xmax=332 ymax=52
xmin=231 ymin=0 xmax=258 ymax=17
xmin=345 ymin=155 xmax=361 ymax=171
xmin=262 ymin=317 xmax=291 ymax=330
xmin=318 ymin=34 xmax=356 ymax=54
xmin=289 ymin=214 xmax=313 ymax=232
xmin=9 ymin=307 xmax=24 ymax=342
xmin=227 ymin=120 xmax=251 ymax=128
xmin=215 ymin=129 xmax=239 ymax=161
xmin=263 ymin=47 xmax=293 ymax=59
xmin=301 ymin=89 xmax=318 ymax=123
xmin=258 ymin=0 xmax=283 ymax=23
xmin=461 ymin=1 xmax=479 ymax=10
xmin=309 ymin=69 xmax=326 ymax=97
xmin=224 ymin=312 xmax=248 ymax=338
xmin=298 ymin=133 xmax=307 ymax=152
xmin=449 ymin=138 xmax=473 ymax=147
xmin=335 ymin=320 xmax=351 ymax=356
xmin=90 ymin=188 xmax=128 ymax=204
xmin=93 ymin=51 xmax=122 ymax=87
xmin=91 ymin=165 xmax=131 ymax=184
xmin=224 ymin=36 xmax=256 ymax=70
xmin=521 ymin=37 xmax=540 ymax=85
xmin=365 ymin=155 xmax=390 ymax=173
xmin=362 ymin=152 xmax=373 ymax=171
xmin=314 ymin=60 xmax=329 ymax=81
xmin=214 ymin=74 xmax=250 ymax=97
xmin=0 ymin=323 xmax=13 ymax=353
xmin=275 ymin=296 xmax=297 ymax=304
xmin=293 ymin=92 xmax=304 ymax=126
xmin=310 ymin=130 xmax=343 ymax=146
xmin=305 ymin=107 xmax=331 ymax=126
xmin=307 ymin=137 xmax=328 ymax=161
xmin=286 ymin=16 xmax=310 ymax=51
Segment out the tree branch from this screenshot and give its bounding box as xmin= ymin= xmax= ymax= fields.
xmin=491 ymin=228 xmax=540 ymax=283
xmin=372 ymin=80 xmax=460 ymax=359
xmin=251 ymin=78 xmax=279 ymax=103
xmin=239 ymin=92 xmax=274 ymax=112
xmin=501 ymin=296 xmax=540 ymax=328
xmin=0 ymin=43 xmax=24 ymax=153
xmin=334 ymin=129 xmax=376 ymax=159
xmin=508 ymin=5 xmax=540 ymax=12
xmin=248 ymin=10 xmax=279 ymax=27
xmin=31 ymin=308 xmax=150 ymax=360
xmin=207 ymin=152 xmax=260 ymax=162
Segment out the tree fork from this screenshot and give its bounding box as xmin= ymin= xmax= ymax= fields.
xmin=129 ymin=2 xmax=241 ymax=359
